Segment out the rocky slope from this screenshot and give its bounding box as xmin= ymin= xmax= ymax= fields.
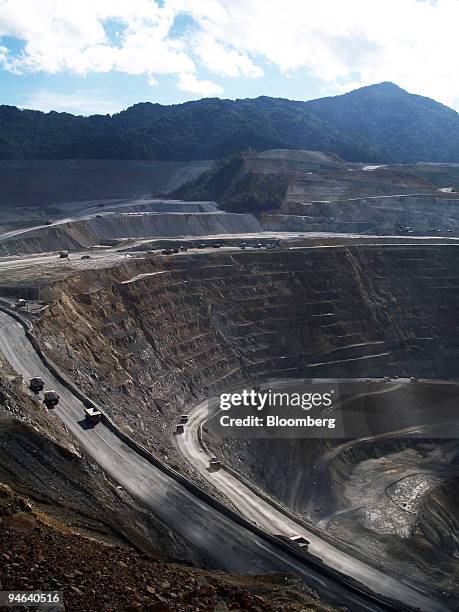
xmin=171 ymin=149 xmax=459 ymax=233
xmin=0 ymin=485 xmax=335 ymax=612
xmin=0 ymin=209 xmax=261 ymax=257
xmin=0 ymin=356 xmax=338 ymax=611
xmin=0 ymin=356 xmax=206 ymax=565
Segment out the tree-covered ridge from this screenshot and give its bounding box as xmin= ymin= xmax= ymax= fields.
xmin=2 ymin=83 xmax=459 ymax=163
xmin=172 ymin=156 xmax=244 ymax=201
xmin=221 ymin=172 xmax=288 ymax=213
xmin=171 ymin=155 xmax=288 ymax=213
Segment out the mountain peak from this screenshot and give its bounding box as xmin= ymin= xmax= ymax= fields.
xmin=2 ymin=82 xmax=459 ymax=163
xmin=349 ymin=82 xmax=407 ymax=96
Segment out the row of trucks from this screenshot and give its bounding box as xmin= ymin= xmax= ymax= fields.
xmin=162 ymin=240 xmax=280 ymax=254
xmin=162 ymin=242 xmax=225 ymax=255
xmin=240 ymin=241 xmax=279 ymax=250
xmin=28 ymin=377 xmax=101 ymax=425
xmin=174 ymin=414 xmax=222 ymax=470
xmin=60 ymin=251 xmax=91 ymax=260
xmin=29 ymin=377 xmax=59 ymax=408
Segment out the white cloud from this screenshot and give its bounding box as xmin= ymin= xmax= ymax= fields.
xmin=22 ymin=88 xmax=125 ymax=115
xmin=0 ymin=0 xmax=195 ymax=81
xmin=177 ymin=73 xmax=223 ymax=96
xmin=183 ymin=0 xmax=459 ymax=107
xmin=191 ymin=32 xmax=263 ymax=78
xmin=2 ymin=0 xmax=459 ymax=107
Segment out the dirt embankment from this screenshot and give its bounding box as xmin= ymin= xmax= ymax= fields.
xmin=0 ymin=357 xmax=207 ymax=565
xmin=167 ymin=149 xmax=459 ymax=234
xmin=0 ymin=211 xmax=261 ymax=256
xmin=268 ymin=194 xmax=459 ymax=235
xmin=0 ymin=486 xmax=335 ymax=612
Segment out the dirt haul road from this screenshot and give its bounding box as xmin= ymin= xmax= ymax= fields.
xmin=176 ymin=395 xmax=453 ymax=612
xmin=0 ymin=309 xmax=426 ymax=612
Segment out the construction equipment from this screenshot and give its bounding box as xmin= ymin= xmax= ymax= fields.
xmin=14 ymin=299 xmax=27 ymax=310
xmin=43 ymin=390 xmax=60 ymax=408
xmin=84 ymin=406 xmax=102 ymax=425
xmin=29 ymin=377 xmax=44 ymax=394
xmin=59 ymin=251 xmax=69 ymax=259
xmin=175 ymin=423 xmax=185 ymax=435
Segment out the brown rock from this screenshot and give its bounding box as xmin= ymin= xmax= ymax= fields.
xmin=70 ymin=586 xmax=84 ymax=596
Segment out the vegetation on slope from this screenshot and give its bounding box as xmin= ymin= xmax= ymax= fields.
xmin=172 ymin=156 xmax=244 ymax=202
xmin=171 ymin=155 xmax=288 ymax=213
xmin=221 ymin=172 xmax=289 ymax=213
xmin=3 ymin=83 xmax=459 ymax=162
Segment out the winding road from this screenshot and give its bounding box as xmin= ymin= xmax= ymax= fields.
xmin=176 ymin=397 xmax=454 ymax=611
xmin=0 ymin=309 xmax=451 ymax=611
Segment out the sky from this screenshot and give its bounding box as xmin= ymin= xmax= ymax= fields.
xmin=1 ymin=0 xmax=459 ymax=115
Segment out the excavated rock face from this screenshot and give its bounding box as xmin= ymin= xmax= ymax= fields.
xmin=34 ymin=244 xmax=459 ymax=599
xmin=36 ymin=246 xmax=459 ymax=453
xmin=38 ymin=244 xmax=459 ymax=391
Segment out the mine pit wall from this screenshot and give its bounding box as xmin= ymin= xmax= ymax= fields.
xmin=265 ymin=194 xmax=459 ymax=234
xmin=33 ymin=245 xmax=459 ymax=472
xmin=419 ymin=477 xmax=459 ymax=554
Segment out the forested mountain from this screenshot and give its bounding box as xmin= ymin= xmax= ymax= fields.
xmin=2 ymin=82 xmax=459 ymax=163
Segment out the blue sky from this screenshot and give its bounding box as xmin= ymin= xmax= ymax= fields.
xmin=0 ymin=63 xmax=333 ymax=115
xmin=1 ymin=0 xmax=459 ymax=115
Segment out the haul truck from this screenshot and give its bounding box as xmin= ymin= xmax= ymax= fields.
xmin=209 ymin=457 xmax=222 ymax=470
xmin=289 ymin=535 xmax=310 ymax=550
xmin=84 ymin=406 xmax=102 ymax=426
xmin=29 ymin=377 xmax=44 ymax=394
xmin=43 ymin=390 xmax=60 ymax=408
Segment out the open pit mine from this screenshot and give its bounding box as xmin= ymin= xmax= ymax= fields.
xmin=0 ymin=150 xmax=458 ymax=612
